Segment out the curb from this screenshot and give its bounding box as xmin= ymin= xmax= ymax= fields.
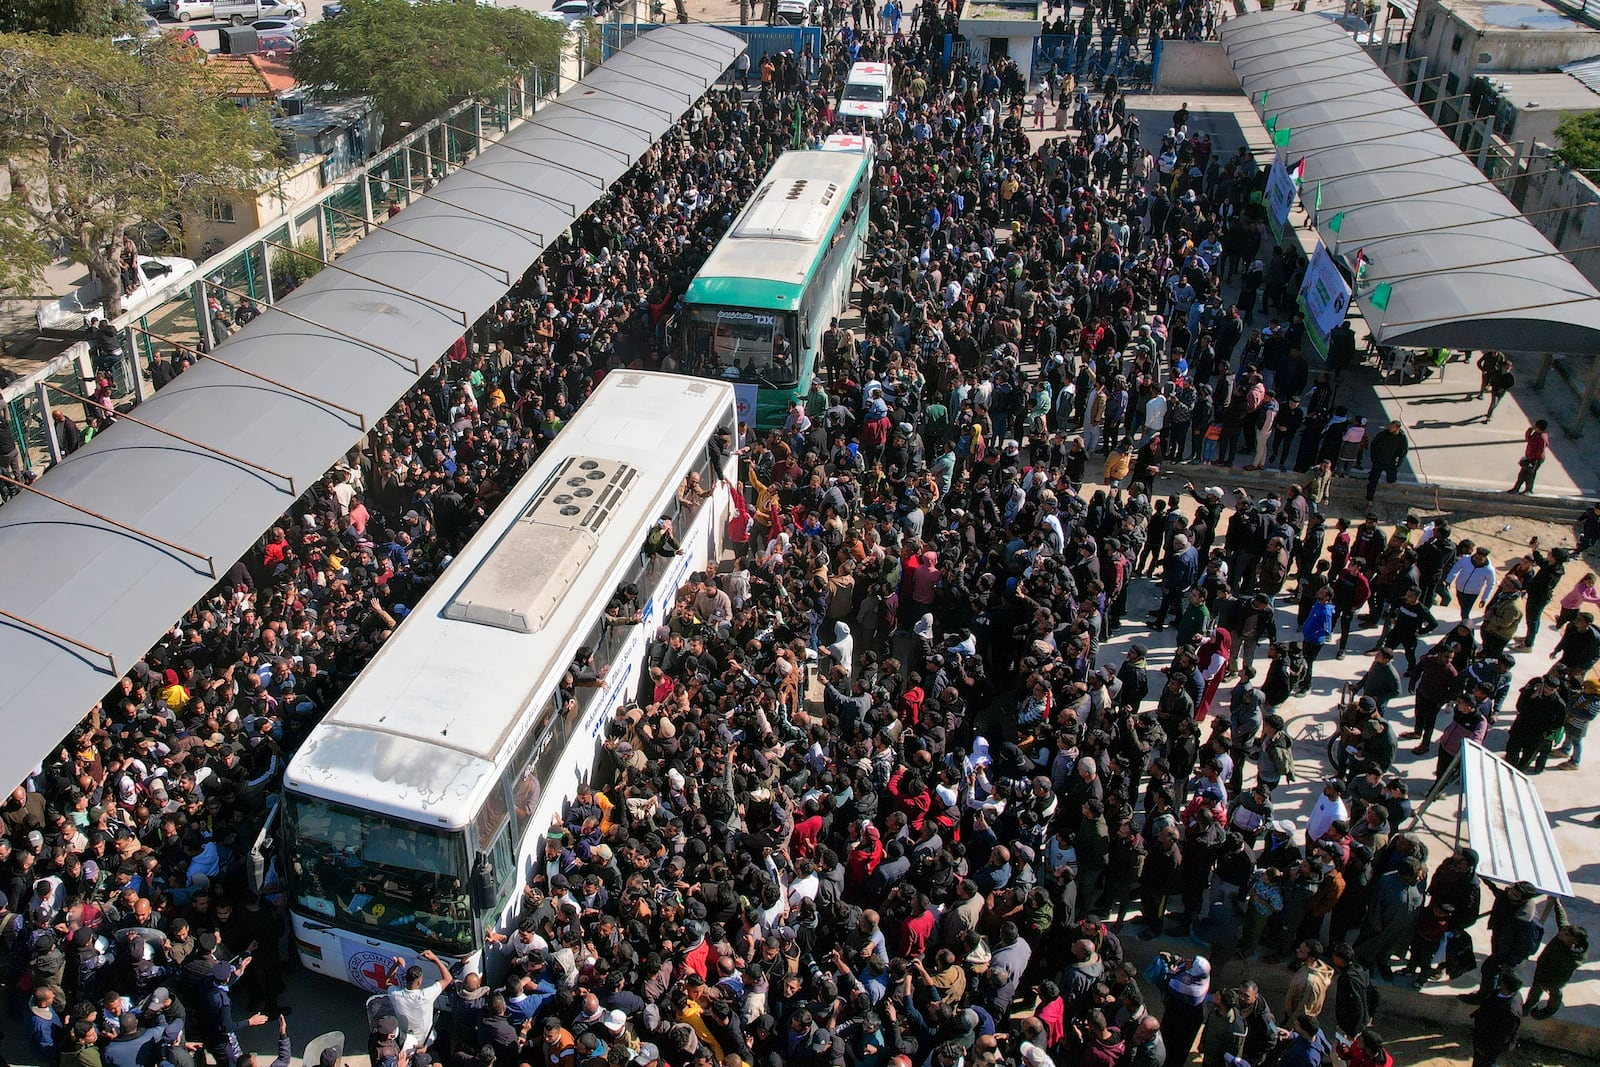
xmin=1116 ymin=928 xmax=1600 ymax=1057
xmin=1142 ymin=458 xmax=1584 ymax=524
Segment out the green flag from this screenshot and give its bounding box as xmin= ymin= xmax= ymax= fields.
xmin=1328 ymin=211 xmax=1345 ymax=233
xmin=1370 ymin=282 xmax=1393 ymax=310
xmin=1265 ymin=114 xmax=1278 ymax=133
xmin=1273 ymin=127 xmax=1291 ymax=148
xmin=1260 ymin=89 xmax=1269 ymax=109
xmin=793 ymin=100 xmax=802 ymax=149
xmin=1314 ymin=182 xmax=1322 ymax=212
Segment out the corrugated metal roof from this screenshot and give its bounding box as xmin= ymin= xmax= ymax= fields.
xmin=1385 ymin=0 xmax=1418 ymax=22
xmin=0 ymin=25 xmax=746 ymax=796
xmin=1560 ymin=53 xmax=1600 ymax=94
xmin=1222 ymin=12 xmax=1600 ymax=353
xmin=1459 ymin=740 xmax=1574 ymax=898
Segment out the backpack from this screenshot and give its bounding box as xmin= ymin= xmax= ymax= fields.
xmin=1495 ymin=368 xmax=1516 ymax=391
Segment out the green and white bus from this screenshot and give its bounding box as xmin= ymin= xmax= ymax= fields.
xmin=681 ymin=149 xmax=872 ymax=430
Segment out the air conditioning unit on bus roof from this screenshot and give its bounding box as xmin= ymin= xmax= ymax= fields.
xmin=734 ymin=180 xmax=839 ymax=243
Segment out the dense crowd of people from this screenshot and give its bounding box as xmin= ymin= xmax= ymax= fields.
xmin=3 ymin=8 xmax=1594 ymax=1067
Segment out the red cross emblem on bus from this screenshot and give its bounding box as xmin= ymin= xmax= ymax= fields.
xmin=363 ymin=960 xmax=399 ymax=989
xmin=348 ymin=949 xmax=401 ymax=991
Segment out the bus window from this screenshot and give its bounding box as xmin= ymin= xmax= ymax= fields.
xmin=505 ymin=724 xmax=542 ymax=839
xmin=474 ymin=771 xmax=510 ymax=854
xmin=685 ymin=307 xmax=799 ymax=387
xmin=602 ymin=580 xmax=644 ymax=662
xmin=285 ymin=794 xmax=473 ymax=954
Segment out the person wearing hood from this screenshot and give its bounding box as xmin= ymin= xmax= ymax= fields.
xmin=1057 ymin=938 xmax=1103 ymax=1011
xmin=29 ymin=987 xmax=64 ymax=1064
xmin=1159 ymin=955 xmax=1210 ymax=1066
xmin=30 ymin=930 xmax=66 ymax=1008
xmin=820 ymin=622 xmax=854 ymax=678
xmin=1283 ymin=939 xmax=1334 ymax=1023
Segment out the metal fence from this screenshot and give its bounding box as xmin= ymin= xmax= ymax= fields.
xmin=5 ymin=61 xmax=562 ymax=475
xmin=601 ymin=21 xmax=824 ymax=69
xmin=1032 ymin=32 xmax=1157 ymax=90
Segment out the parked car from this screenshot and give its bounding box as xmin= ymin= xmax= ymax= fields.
xmin=214 ymin=0 xmax=304 ymax=25
xmin=775 ymin=0 xmax=812 ymax=24
xmin=112 ymin=12 xmax=163 ymax=48
xmin=252 ymin=15 xmax=304 ymax=31
xmin=139 ymin=0 xmax=171 ymax=14
xmin=167 ymin=0 xmax=215 ymax=21
xmin=552 ymin=0 xmax=607 ymax=24
xmin=165 ymin=26 xmax=201 ymax=47
xmin=256 ymin=30 xmax=298 ymax=53
xmin=323 ymin=1 xmax=343 ymax=15
xmin=35 ymin=256 xmax=197 ymax=338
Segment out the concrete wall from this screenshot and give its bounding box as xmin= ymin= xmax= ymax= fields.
xmin=1511 ymin=150 xmax=1600 ymax=289
xmin=1413 ymin=0 xmax=1600 ymax=98
xmin=1152 ymin=40 xmax=1240 ymax=92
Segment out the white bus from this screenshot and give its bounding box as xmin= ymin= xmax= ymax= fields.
xmin=280 ymin=372 xmax=738 ymax=991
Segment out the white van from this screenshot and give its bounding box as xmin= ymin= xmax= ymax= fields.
xmin=838 ymin=61 xmax=893 ymax=122
xmin=822 ymin=132 xmax=875 ymax=183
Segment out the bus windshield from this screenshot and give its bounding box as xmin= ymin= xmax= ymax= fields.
xmin=286 ymin=793 xmax=475 ymax=955
xmin=687 ymin=307 xmax=798 ymax=386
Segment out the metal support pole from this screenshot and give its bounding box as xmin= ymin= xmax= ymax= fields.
xmin=1411 ymin=56 xmax=1428 ymax=103
xmin=128 ymin=325 xmax=152 ymax=405
xmin=0 ymin=606 xmax=120 ymax=676
xmin=0 ymin=473 xmax=218 ymax=577
xmin=37 ymin=382 xmax=61 ymax=465
xmin=259 ymin=240 xmax=276 ymax=305
xmin=192 ymin=280 xmax=215 ymax=352
xmin=315 ymin=204 xmax=331 ymax=262
xmin=474 ymin=101 xmax=484 ymax=150
xmin=1568 ymin=353 xmax=1600 ymax=438
xmin=402 ymin=146 xmax=414 ymax=205
xmin=1534 ymin=352 xmax=1554 ymax=390
xmin=361 ymin=171 xmax=375 ymax=232
xmin=261 ymin=239 xmax=471 ymax=326
xmin=43 ymin=381 xmax=298 ymax=494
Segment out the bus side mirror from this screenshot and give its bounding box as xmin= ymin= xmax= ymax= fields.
xmin=471 ymin=851 xmax=500 ymax=913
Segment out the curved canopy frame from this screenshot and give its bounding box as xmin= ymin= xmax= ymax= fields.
xmin=0 ymin=26 xmax=746 ymax=795
xmin=1220 ymin=11 xmax=1600 ymax=354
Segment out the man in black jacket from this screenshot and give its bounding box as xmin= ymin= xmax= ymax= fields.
xmin=1235 ymin=980 xmax=1279 ymax=1066
xmin=1329 ymin=942 xmax=1374 ymax=1039
xmin=1471 ymin=972 xmax=1524 ymax=1067
xmin=1467 ymin=880 xmax=1545 ymax=1003
xmin=1366 ymin=420 xmax=1409 ymax=503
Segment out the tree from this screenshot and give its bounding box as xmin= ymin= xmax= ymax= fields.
xmin=0 ymin=33 xmax=283 ymax=316
xmin=1553 ymin=111 xmax=1600 ymax=176
xmin=292 ymin=0 xmax=566 ymax=132
xmin=0 ymin=0 xmax=140 ymax=36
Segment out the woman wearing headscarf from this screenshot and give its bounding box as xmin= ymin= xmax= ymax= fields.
xmin=1160 ymin=955 xmax=1210 ymax=1067
xmin=1195 ymin=627 xmax=1232 ymax=720
xmin=845 ymin=821 xmax=883 ymax=895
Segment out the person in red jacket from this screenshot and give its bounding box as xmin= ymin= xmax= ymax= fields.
xmin=789 ymin=798 xmax=823 ymax=860
xmin=887 ymin=767 xmax=933 ymax=833
xmin=1338 ymin=1028 xmax=1394 ymax=1067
